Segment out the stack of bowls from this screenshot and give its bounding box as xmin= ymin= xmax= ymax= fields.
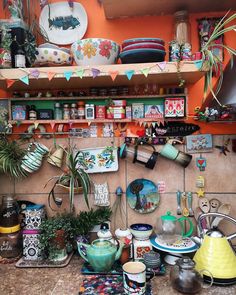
xmin=143 ymin=250 xmax=161 ymax=270
xmin=120 ymin=38 xmax=166 ymax=64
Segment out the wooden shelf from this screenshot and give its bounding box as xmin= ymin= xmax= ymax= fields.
xmin=102 ymin=0 xmax=236 ymax=19
xmin=9 ymin=119 xmax=133 ymax=125
xmin=0 ymin=62 xmax=206 ymax=91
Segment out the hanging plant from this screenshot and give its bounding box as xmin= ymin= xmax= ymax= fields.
xmin=200 ymin=11 xmax=236 ymax=105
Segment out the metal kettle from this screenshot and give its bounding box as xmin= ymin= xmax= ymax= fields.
xmin=193 ymin=212 xmax=236 ymax=281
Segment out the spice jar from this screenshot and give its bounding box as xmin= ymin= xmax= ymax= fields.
xmin=85 ymin=104 xmax=95 ymax=120
xmin=54 ymin=102 xmax=63 ymax=120
xmin=63 ymin=103 xmax=70 ymax=120
xmin=77 ymin=101 xmax=85 ymax=119
xmin=0 ymin=195 xmax=19 ymax=227
xmin=174 ymin=10 xmax=191 ymax=45
xmin=0 ymin=224 xmax=22 ymax=258
xmin=29 ymin=105 xmax=37 ymax=120
xmin=70 ymin=103 xmax=78 ymax=119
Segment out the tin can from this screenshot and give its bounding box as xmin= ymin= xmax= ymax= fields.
xmin=95 ymin=105 xmax=106 ymax=119
xmin=22 ymin=229 xmax=43 ymax=260
xmin=169 ymin=41 xmax=181 ymax=62
xmin=85 ymin=104 xmax=95 ymax=120
xmin=23 ymin=204 xmax=46 ymax=230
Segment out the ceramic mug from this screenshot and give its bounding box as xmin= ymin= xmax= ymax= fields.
xmin=123 ymin=261 xmax=153 ymax=295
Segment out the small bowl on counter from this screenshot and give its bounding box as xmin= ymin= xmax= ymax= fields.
xmin=34 ymin=43 xmax=72 ymax=66
xmin=130 ymin=223 xmax=153 ymax=240
xmin=71 ymin=38 xmax=120 ymax=66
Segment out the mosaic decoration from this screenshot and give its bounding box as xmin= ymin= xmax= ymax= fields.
xmin=78 ymin=275 xmax=153 ymax=295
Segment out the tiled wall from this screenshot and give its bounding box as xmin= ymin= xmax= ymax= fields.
xmin=0 ymin=135 xmax=235 ymax=242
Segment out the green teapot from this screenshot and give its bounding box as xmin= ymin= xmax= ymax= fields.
xmin=77 ymin=238 xmax=124 ymax=272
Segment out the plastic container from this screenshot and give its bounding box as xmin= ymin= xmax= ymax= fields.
xmin=0 ymin=195 xmax=19 ymax=227
xmin=0 ymin=224 xmax=22 ymax=258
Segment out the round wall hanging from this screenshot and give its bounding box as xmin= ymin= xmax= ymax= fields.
xmin=126 ymin=178 xmax=160 ymax=214
xmin=39 ymin=2 xmax=88 ymax=45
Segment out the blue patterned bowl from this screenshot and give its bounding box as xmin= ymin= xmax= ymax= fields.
xmin=130 ymin=223 xmax=153 ymax=240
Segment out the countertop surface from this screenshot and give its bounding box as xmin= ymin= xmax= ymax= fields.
xmin=0 ymin=255 xmax=236 ymax=295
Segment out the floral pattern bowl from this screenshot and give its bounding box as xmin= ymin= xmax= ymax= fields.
xmin=71 ymin=38 xmax=120 ymax=66
xmin=34 ymin=43 xmax=72 ymax=66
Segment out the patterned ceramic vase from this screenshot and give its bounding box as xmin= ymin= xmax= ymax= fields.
xmin=21 ymin=142 xmax=49 ymax=173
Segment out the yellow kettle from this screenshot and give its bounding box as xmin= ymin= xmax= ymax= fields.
xmin=193 ymin=212 xmax=236 ymax=282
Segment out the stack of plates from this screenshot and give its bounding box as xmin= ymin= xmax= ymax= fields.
xmin=120 ymin=38 xmax=166 ymax=64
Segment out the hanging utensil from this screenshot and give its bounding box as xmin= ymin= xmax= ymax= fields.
xmin=176 ymin=190 xmax=182 ymax=215
xmin=209 ymin=198 xmax=221 ymax=223
xmin=198 ymin=197 xmax=210 ymax=228
xmin=182 ymin=192 xmax=189 ymax=217
xmin=211 ymin=203 xmax=231 ymax=228
xmin=194 ymin=207 xmax=207 ymax=235
xmin=187 ymin=192 xmax=194 ymax=217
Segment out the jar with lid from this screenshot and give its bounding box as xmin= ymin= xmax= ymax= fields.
xmin=54 ymin=102 xmax=63 ymax=120
xmin=70 ymin=103 xmax=78 ymax=119
xmin=0 ymin=224 xmax=22 ymax=258
xmin=85 ymin=104 xmax=95 ymax=120
xmin=63 ymin=103 xmax=70 ymax=120
xmin=174 ymin=10 xmax=191 ymax=45
xmin=0 ymin=195 xmax=19 ymax=227
xmin=77 ymin=101 xmax=85 ymax=119
xmin=29 ymin=105 xmax=37 ymax=120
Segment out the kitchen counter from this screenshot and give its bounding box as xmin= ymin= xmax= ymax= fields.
xmin=0 ymin=255 xmax=236 ymax=295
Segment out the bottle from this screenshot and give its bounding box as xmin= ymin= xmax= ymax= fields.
xmin=0 ymin=195 xmax=19 ymax=227
xmin=54 ymin=102 xmax=63 ymax=120
xmin=77 ymin=101 xmax=85 ymax=119
xmin=174 ymin=10 xmax=191 ymax=45
xmin=70 ymin=103 xmax=78 ymax=119
xmin=14 ymin=47 xmax=26 ymax=68
xmin=63 ymin=103 xmax=70 ymax=120
xmin=85 ymin=104 xmax=95 ymax=120
xmin=29 ymin=105 xmax=37 ymax=120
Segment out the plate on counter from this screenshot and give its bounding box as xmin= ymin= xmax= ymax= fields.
xmin=39 ymin=2 xmax=88 ymax=45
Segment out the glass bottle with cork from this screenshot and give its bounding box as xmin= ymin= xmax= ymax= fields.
xmin=63 ymin=103 xmax=70 ymax=120
xmin=54 ymin=102 xmax=63 ymax=120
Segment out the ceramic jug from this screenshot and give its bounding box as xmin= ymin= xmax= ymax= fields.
xmin=21 ymin=142 xmax=49 ymax=173
xmin=159 ymin=139 xmax=192 ymax=168
xmin=77 ymin=238 xmax=124 ymax=272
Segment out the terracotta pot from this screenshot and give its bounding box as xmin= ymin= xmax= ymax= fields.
xmin=119 ymin=244 xmax=130 ymax=265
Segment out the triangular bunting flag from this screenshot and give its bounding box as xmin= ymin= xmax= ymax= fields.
xmin=64 ymin=71 xmax=73 ymax=81
xmin=6 ymin=79 xmax=15 ymax=88
xmin=50 ymin=122 xmax=55 ymax=130
xmin=87 ymin=121 xmax=91 ymax=126
xmin=30 ymin=69 xmax=40 ymax=79
xmin=20 ymin=75 xmax=29 ymax=85
xmin=141 ymin=68 xmax=149 ymax=77
xmin=125 ymin=70 xmax=135 ymax=80
xmin=91 ymin=68 xmax=100 ymax=78
xmin=76 ymin=69 xmax=84 ymax=79
xmin=157 ymin=61 xmax=167 ymax=71
xmin=48 ymin=72 xmax=56 ymax=81
xmin=193 ymin=60 xmax=203 ymax=70
xmin=34 ymin=122 xmax=39 ymax=129
xmin=143 ymin=122 xmax=147 ymax=127
xmin=147 ymin=122 xmax=152 ymax=128
xmin=156 ymin=121 xmax=160 ymax=127
xmin=139 ymin=121 xmax=143 ymax=127
xmin=109 ymin=71 xmax=119 ymax=81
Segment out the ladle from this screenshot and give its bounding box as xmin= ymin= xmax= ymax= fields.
xmin=211 ymin=203 xmax=231 ymax=228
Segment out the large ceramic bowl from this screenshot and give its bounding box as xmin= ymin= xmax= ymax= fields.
xmin=71 ymin=38 xmax=120 ymax=66
xmin=34 ymin=43 xmax=72 ymax=66
xmin=130 ymin=223 xmax=153 ymax=240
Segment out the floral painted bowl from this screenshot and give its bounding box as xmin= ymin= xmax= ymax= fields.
xmin=34 ymin=43 xmax=72 ymax=66
xmin=71 ymin=38 xmax=120 ymax=66
xmin=130 ymin=223 xmax=153 ymax=240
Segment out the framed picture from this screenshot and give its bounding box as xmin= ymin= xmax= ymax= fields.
xmin=132 ymin=103 xmax=144 ymax=119
xmin=144 ymin=104 xmax=164 ymax=119
xmin=186 ymin=134 xmax=213 ymax=153
xmin=198 ymin=18 xmax=224 ymax=62
xmin=164 ymin=97 xmax=185 ymax=118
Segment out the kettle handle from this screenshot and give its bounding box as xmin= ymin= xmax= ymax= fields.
xmin=178 ymin=216 xmax=194 ymax=237
xmin=77 ymin=242 xmax=89 ymax=262
xmin=198 ymin=212 xmax=236 ymax=240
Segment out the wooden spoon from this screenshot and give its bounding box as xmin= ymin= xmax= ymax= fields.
xmin=209 ymin=198 xmax=221 ymax=223
xmin=198 ymin=197 xmax=210 ymax=228
xmin=211 ymin=204 xmax=231 ymax=228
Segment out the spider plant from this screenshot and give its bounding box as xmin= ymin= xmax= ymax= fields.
xmin=0 ymin=136 xmax=27 ymax=178
xmin=46 ymin=145 xmax=92 ymax=213
xmin=201 ymin=11 xmax=236 ymax=105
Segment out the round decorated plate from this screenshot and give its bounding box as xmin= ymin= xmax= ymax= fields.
xmin=39 ymin=2 xmax=88 ymax=45
xmin=122 ymin=42 xmax=165 ymax=52
xmin=126 ymin=179 xmax=160 ymax=214
xmin=151 ymin=236 xmax=198 ymax=253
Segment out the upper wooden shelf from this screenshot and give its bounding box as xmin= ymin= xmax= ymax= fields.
xmin=102 ymin=0 xmax=236 ymax=19
xmin=0 ymin=62 xmax=206 ymax=91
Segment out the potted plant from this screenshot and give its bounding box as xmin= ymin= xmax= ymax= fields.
xmin=0 ymin=136 xmax=27 ymax=178
xmin=46 ymin=145 xmax=92 ymax=212
xmin=0 ymin=26 xmax=12 ymax=68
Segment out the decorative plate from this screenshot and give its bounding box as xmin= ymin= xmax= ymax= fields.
xmin=119 ymin=48 xmax=166 ymax=64
xmin=151 ymin=236 xmax=198 ymax=253
xmin=126 ymin=179 xmax=160 ymax=214
xmin=39 ymin=2 xmax=88 ymax=45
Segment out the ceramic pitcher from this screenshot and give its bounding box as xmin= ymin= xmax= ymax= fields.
xmin=21 ymin=142 xmax=49 ymax=173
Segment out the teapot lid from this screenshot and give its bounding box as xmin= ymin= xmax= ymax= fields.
xmin=176 ymin=257 xmax=195 ymax=269
xmin=161 ymin=211 xmax=177 ymax=221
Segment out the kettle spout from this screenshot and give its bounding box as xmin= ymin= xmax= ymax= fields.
xmin=115 ymin=241 xmax=124 ymax=261
xmin=191 ymin=236 xmax=202 ymax=246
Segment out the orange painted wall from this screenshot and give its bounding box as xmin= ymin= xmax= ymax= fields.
xmin=1 ymin=0 xmax=236 ymax=134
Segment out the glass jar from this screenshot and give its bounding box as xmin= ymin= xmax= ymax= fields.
xmin=29 ymin=105 xmax=37 ymax=120
xmin=77 ymin=101 xmax=85 ymax=119
xmin=0 ymin=224 xmax=22 ymax=258
xmin=85 ymin=104 xmax=95 ymax=120
xmin=63 ymin=103 xmax=70 ymax=120
xmin=70 ymin=103 xmax=78 ymax=119
xmin=174 ymin=10 xmax=191 ymax=45
xmin=54 ymin=102 xmax=63 ymax=120
xmin=0 ymin=195 xmax=19 ymax=227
